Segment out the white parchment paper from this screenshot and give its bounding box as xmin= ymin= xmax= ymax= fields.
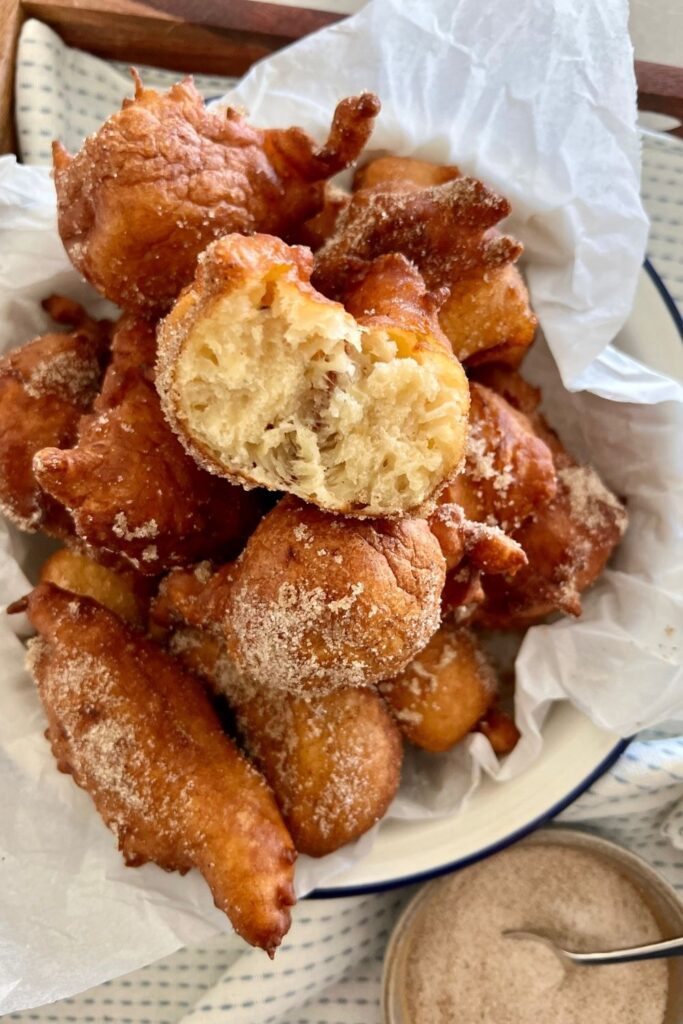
xmin=1 ymin=0 xmax=682 ymax=1012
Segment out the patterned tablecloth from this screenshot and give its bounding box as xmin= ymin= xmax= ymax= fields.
xmin=6 ymin=18 xmax=683 ymax=1024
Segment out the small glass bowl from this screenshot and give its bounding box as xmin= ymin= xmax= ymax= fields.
xmin=382 ymin=827 xmax=683 ymax=1024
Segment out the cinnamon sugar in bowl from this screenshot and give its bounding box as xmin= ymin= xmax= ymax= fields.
xmin=382 ymin=828 xmax=683 ymax=1024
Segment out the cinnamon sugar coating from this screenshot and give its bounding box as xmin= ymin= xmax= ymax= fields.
xmin=53 ymin=75 xmax=379 ymax=315
xmin=473 ymin=368 xmax=628 ymax=624
xmin=380 ymin=624 xmax=498 ymax=753
xmin=25 ymin=583 xmax=296 ymax=954
xmin=158 ymin=497 xmax=446 ymax=695
xmin=168 ymin=627 xmax=403 ymax=858
xmin=442 ymin=381 xmax=557 ymax=532
xmin=0 ymin=296 xmax=111 ymax=535
xmin=320 ymin=156 xmax=537 ymax=366
xmin=33 ymin=315 xmax=263 ymax=574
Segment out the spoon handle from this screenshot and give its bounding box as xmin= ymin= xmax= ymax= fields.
xmin=569 ymin=936 xmax=683 ymax=966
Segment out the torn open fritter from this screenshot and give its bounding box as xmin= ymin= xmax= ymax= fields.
xmin=53 ymin=75 xmax=379 ymax=316
xmin=471 ymin=368 xmax=628 ymax=625
xmin=167 ymin=626 xmax=403 ymax=858
xmin=0 ymin=296 xmax=111 ymax=536
xmin=156 ymin=234 xmax=469 ymax=518
xmin=155 ymin=496 xmax=446 ymax=696
xmin=34 ymin=315 xmax=263 ymax=574
xmin=379 ymin=624 xmax=498 ymax=753
xmin=317 ymin=170 xmax=536 ymax=367
xmin=22 ymin=583 xmax=296 ymax=954
xmin=440 ymin=381 xmax=557 ymax=531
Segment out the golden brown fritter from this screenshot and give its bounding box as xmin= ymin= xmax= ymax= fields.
xmin=0 ymin=296 xmax=111 ymax=535
xmin=168 ymin=627 xmax=403 ymax=858
xmin=315 ymin=170 xmax=536 ymax=367
xmin=39 ymin=548 xmax=153 ymax=628
xmin=53 ymin=75 xmax=380 ymax=316
xmin=33 ymin=316 xmax=263 ymax=574
xmin=439 ymin=261 xmax=537 ymax=368
xmin=156 ymin=496 xmax=446 ymax=696
xmin=471 ymin=369 xmax=628 ymax=625
xmin=156 ymin=234 xmax=469 ymax=518
xmin=440 ymin=381 xmax=557 ymax=531
xmin=429 ymin=502 xmax=527 ymax=576
xmin=479 ymin=462 xmax=628 ymax=625
xmin=380 ymin=625 xmax=497 ymax=752
xmin=476 ymin=705 xmax=520 ymax=755
xmin=353 ymin=155 xmax=460 ymax=191
xmin=313 ymin=177 xmax=521 ymax=302
xmin=23 ymin=582 xmax=296 ymax=954
xmin=292 ymin=185 xmax=350 ymax=250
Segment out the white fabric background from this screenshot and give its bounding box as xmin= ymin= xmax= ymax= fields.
xmin=5 ymin=17 xmax=683 ymax=1024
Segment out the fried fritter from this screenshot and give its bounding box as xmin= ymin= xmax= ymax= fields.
xmin=439 ymin=261 xmax=537 ymax=368
xmin=53 ymin=75 xmax=379 ymax=316
xmin=168 ymin=627 xmax=403 ymax=858
xmin=429 ymin=500 xmax=527 ymax=625
xmin=353 ymin=155 xmax=460 ymax=191
xmin=380 ymin=624 xmax=497 ymax=752
xmin=440 ymin=381 xmax=557 ymax=531
xmin=156 ymin=496 xmax=446 ymax=696
xmin=292 ymin=185 xmax=350 ymax=250
xmin=429 ymin=502 xmax=527 ymax=576
xmin=34 ymin=316 xmax=263 ymax=574
xmin=476 ymin=705 xmax=520 ymax=755
xmin=479 ymin=462 xmax=628 ymax=625
xmin=0 ymin=296 xmax=111 ymax=535
xmin=40 ymin=548 xmax=152 ymax=627
xmin=313 ymin=177 xmax=520 ymax=301
xmin=471 ymin=369 xmax=628 ymax=625
xmin=156 ymin=235 xmax=469 ymax=518
xmin=23 ymin=582 xmax=296 ymax=954
xmin=315 ymin=172 xmax=536 ymax=367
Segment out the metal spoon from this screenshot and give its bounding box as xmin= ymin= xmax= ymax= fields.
xmin=505 ymin=930 xmax=683 ymax=966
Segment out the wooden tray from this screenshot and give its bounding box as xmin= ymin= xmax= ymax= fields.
xmin=1 ymin=0 xmax=682 ymax=156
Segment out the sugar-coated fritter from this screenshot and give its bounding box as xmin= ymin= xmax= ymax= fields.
xmin=472 ymin=368 xmax=628 ymax=625
xmin=476 ymin=705 xmax=520 ymax=755
xmin=313 ymin=177 xmax=520 ymax=301
xmin=353 ymin=155 xmax=460 ymax=191
xmin=40 ymin=548 xmax=152 ymax=628
xmin=34 ymin=315 xmax=263 ymax=574
xmin=318 ymin=167 xmax=536 ymax=366
xmin=292 ymin=185 xmax=350 ymax=250
xmin=430 ymin=502 xmax=527 ymax=625
xmin=441 ymin=381 xmax=557 ymax=531
xmin=167 ymin=627 xmax=403 ymax=857
xmin=479 ymin=463 xmax=627 ymax=625
xmin=156 ymin=234 xmax=469 ymax=518
xmin=380 ymin=625 xmax=497 ymax=752
xmin=156 ymin=496 xmax=446 ymax=696
xmin=439 ymin=261 xmax=537 ymax=368
xmin=0 ymin=296 xmax=111 ymax=535
xmin=54 ymin=75 xmax=380 ymax=316
xmin=23 ymin=583 xmax=296 ymax=954
xmin=429 ymin=502 xmax=527 ymax=576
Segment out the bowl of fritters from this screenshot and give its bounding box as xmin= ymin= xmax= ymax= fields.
xmin=0 ymin=76 xmax=647 ymax=957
